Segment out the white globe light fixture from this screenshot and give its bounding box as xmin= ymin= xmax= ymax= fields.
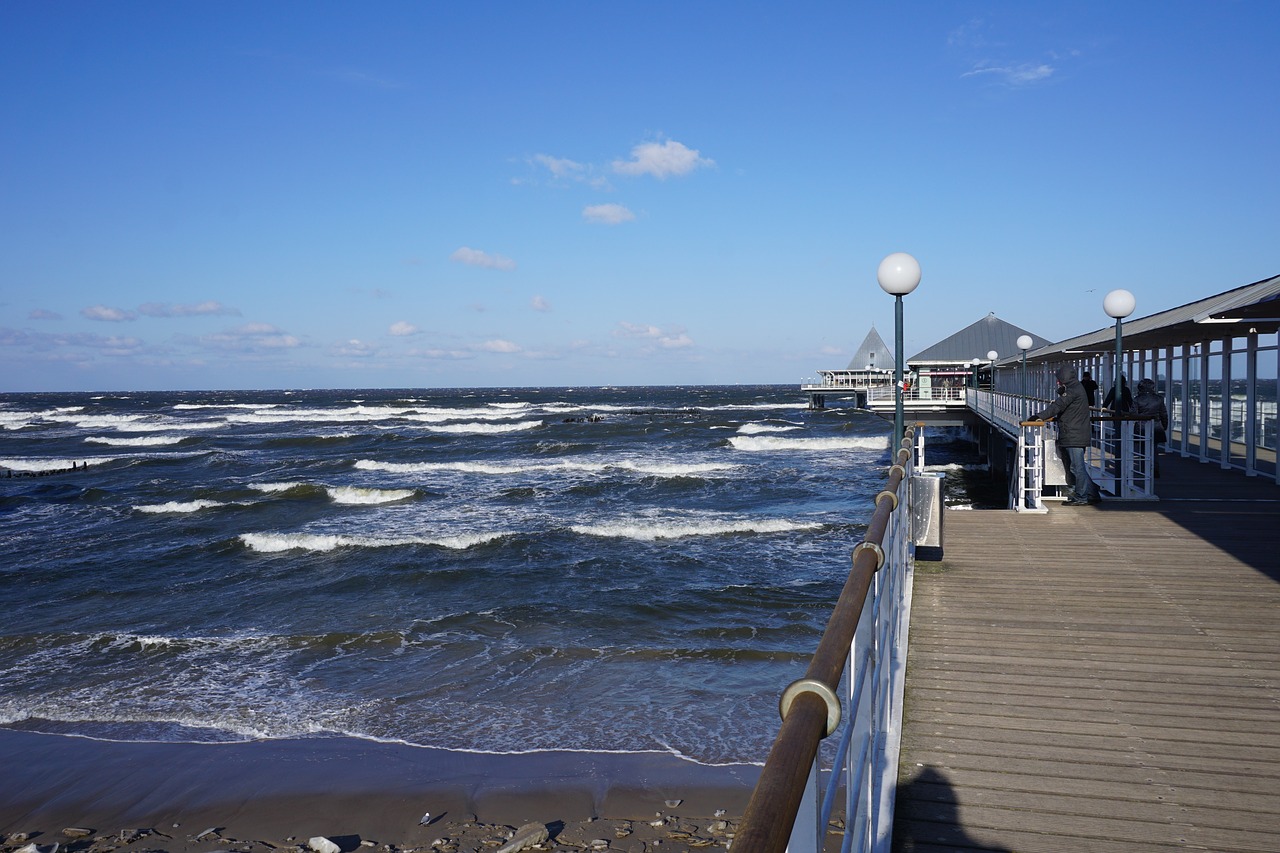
xmin=877 ymin=252 xmax=922 ymax=448
xmin=1104 ymin=289 xmax=1137 ymax=411
xmin=1016 ymin=335 xmax=1034 ymax=422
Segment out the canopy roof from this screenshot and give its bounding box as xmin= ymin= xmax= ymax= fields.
xmin=1017 ymin=274 xmax=1280 ymax=365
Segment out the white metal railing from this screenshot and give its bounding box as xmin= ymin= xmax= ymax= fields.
xmin=737 ymin=434 xmax=916 ymax=853
xmin=971 ymin=392 xmax=1158 ymax=504
xmin=788 ymin=466 xmax=913 ymax=853
xmin=1014 ymin=422 xmax=1048 ymax=512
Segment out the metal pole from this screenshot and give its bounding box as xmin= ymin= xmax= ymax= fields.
xmin=894 ymin=294 xmax=904 ymax=448
xmin=1114 ymin=317 xmax=1124 ymax=411
xmin=1020 ymin=352 xmax=1027 ymax=422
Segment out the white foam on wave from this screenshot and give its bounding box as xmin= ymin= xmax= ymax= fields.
xmin=355 ymin=458 xmax=735 ymax=478
xmin=571 ymin=515 xmax=822 ymax=541
xmin=112 ymin=419 xmax=224 ymax=432
xmin=421 ymin=420 xmax=542 ymax=434
xmin=249 ymin=481 xmax=308 ymax=493
xmin=326 ymin=486 xmax=417 ymax=505
xmin=728 ymin=435 xmax=889 ymax=452
xmin=736 ymin=423 xmax=801 ymax=434
xmin=239 ymin=531 xmax=506 ymax=553
xmin=173 ymin=403 xmax=280 ymax=410
xmin=63 ymin=414 xmax=149 ymax=429
xmin=1 ymin=456 xmax=115 ymax=472
xmin=87 ymin=435 xmax=189 ymax=446
xmin=135 ymin=499 xmax=227 ymax=514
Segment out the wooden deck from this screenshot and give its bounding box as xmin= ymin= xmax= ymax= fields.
xmin=893 ymin=452 xmax=1280 ymax=852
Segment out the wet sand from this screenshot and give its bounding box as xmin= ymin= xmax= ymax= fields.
xmin=0 ymin=731 xmax=758 ymax=852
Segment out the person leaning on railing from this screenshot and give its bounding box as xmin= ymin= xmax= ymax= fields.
xmin=1032 ymin=365 xmax=1102 ymax=506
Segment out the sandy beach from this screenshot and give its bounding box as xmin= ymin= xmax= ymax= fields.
xmin=0 ymin=731 xmax=758 ymax=853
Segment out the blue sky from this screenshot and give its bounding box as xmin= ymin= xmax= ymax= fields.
xmin=2 ymin=1 xmax=1277 ymax=391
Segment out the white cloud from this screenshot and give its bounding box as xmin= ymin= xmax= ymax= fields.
xmin=659 ymin=333 xmax=694 ymax=349
xmin=482 ymin=339 xmax=521 ymax=353
xmin=451 ymin=246 xmax=516 ymax=271
xmin=202 ymin=323 xmax=300 ymax=351
xmin=962 ymin=62 xmax=1054 ymax=85
xmin=389 ymin=321 xmax=419 ymax=336
xmin=531 ymin=295 xmax=550 ymax=312
xmin=411 ymin=347 xmax=472 ymax=360
xmin=29 ymin=309 xmax=61 ymax=320
xmin=614 ymin=322 xmax=663 ymax=339
xmin=333 ymin=339 xmax=376 ymax=357
xmin=139 ymin=300 xmax=240 ymax=318
xmin=82 ymin=305 xmax=136 ymax=322
xmin=583 ymin=203 xmax=636 ymax=225
xmin=613 ymin=321 xmax=694 ymax=350
xmin=612 ymin=139 xmax=714 ymax=179
xmin=532 ymin=153 xmax=586 ymax=179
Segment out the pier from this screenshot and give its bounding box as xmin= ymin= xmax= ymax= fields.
xmin=894 ymin=453 xmax=1280 ymax=851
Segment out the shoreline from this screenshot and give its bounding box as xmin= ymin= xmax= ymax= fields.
xmin=0 ymin=730 xmax=759 ymax=852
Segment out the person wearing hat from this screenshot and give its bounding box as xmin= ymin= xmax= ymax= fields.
xmin=1033 ymin=365 xmax=1101 ymax=506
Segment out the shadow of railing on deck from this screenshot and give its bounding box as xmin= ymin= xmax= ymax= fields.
xmin=891 ymin=766 xmax=1011 ymax=853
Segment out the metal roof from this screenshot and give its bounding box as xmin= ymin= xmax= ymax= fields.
xmin=846 ymin=326 xmax=893 ymax=370
xmin=908 ymin=313 xmax=1052 ymax=365
xmin=1018 ymin=274 xmax=1280 ymax=365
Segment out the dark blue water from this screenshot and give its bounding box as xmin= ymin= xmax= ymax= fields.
xmin=0 ymin=386 xmax=942 ymax=765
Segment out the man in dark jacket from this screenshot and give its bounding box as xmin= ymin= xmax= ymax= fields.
xmin=1033 ymin=365 xmax=1101 ymax=505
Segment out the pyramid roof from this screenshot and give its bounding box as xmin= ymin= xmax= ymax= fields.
xmin=846 ymin=326 xmax=893 ymax=371
xmin=908 ymin=314 xmax=1052 ymax=365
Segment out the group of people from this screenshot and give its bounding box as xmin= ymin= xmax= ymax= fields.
xmin=1032 ymin=366 xmax=1169 ymax=506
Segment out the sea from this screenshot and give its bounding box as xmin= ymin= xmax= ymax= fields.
xmin=0 ymin=385 xmax=975 ymax=769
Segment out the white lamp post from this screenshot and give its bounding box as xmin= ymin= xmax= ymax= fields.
xmin=987 ymin=350 xmax=999 ymax=423
xmin=1104 ymin=289 xmax=1136 ymax=411
xmin=1017 ymin=334 xmax=1033 ymax=422
xmin=877 ymin=252 xmax=921 ymax=449
xmin=970 ymin=357 xmax=981 ymax=389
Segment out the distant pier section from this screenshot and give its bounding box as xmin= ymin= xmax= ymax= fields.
xmin=803 ymin=327 xmax=894 ymax=409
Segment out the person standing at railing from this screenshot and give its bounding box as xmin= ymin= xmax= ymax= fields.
xmin=1081 ymin=371 xmax=1099 ymax=406
xmin=1134 ymin=378 xmax=1169 ymax=476
xmin=1103 ymin=374 xmax=1133 ymax=413
xmin=1032 ymin=365 xmax=1102 ymax=506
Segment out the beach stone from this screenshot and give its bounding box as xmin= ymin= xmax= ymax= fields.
xmin=308 ymin=837 xmax=342 ymax=853
xmin=494 ymin=823 xmax=548 ymax=853
xmin=62 ymin=829 xmax=94 ymax=839
xmin=15 ymin=844 xmax=39 ymax=853
xmin=589 ymin=840 xmax=610 ymax=850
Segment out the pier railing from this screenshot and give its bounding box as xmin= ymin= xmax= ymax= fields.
xmin=736 ymin=427 xmax=916 ymax=853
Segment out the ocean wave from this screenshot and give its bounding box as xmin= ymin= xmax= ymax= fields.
xmin=86 ymin=435 xmax=190 ymax=446
xmin=249 ymin=481 xmax=309 ymax=493
xmin=61 ymin=414 xmax=150 ymax=429
xmin=1 ymin=456 xmax=115 ymax=472
xmin=355 ymin=458 xmax=735 ymax=478
xmin=728 ymin=435 xmax=889 ymax=452
xmin=239 ymin=531 xmax=508 ymax=552
xmin=420 ymin=420 xmax=542 ymax=434
xmin=326 ymin=486 xmax=417 ymax=505
xmin=736 ymin=423 xmax=801 ymax=434
xmin=135 ymin=499 xmax=227 ymax=514
xmin=571 ymin=515 xmax=822 ymax=541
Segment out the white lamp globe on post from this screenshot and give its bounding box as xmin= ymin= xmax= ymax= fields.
xmin=877 ymin=252 xmax=921 ymax=450
xmin=1104 ymin=289 xmax=1136 ymax=411
xmin=1017 ymin=334 xmax=1034 ymax=422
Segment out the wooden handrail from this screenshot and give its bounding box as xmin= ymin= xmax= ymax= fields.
xmin=733 ymin=431 xmax=913 ymax=852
